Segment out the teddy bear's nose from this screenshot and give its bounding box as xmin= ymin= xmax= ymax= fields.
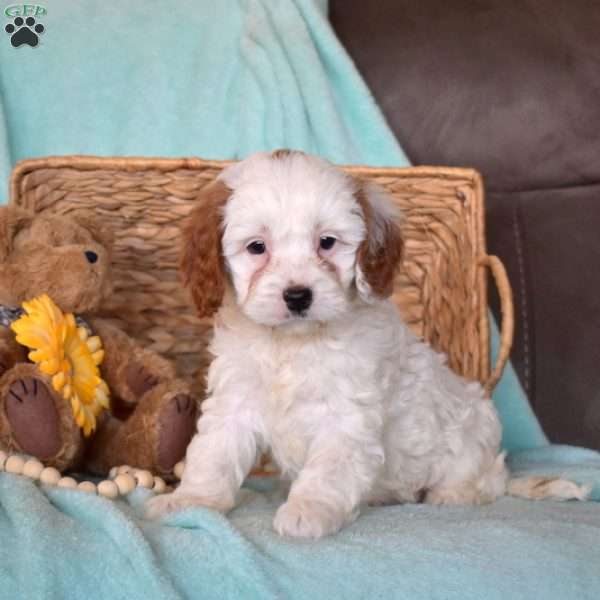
xmin=85 ymin=250 xmax=98 ymax=264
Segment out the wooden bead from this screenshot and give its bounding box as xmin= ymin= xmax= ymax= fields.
xmin=0 ymin=453 xmax=172 ymax=502
xmin=133 ymin=470 xmax=154 ymax=488
xmin=174 ymin=461 xmax=185 ymax=479
xmin=98 ymin=480 xmax=119 ymax=499
xmin=5 ymin=455 xmax=25 ymax=474
xmin=40 ymin=467 xmax=61 ymax=485
xmin=114 ymin=473 xmax=136 ymax=495
xmin=152 ymin=476 xmax=166 ymax=494
xmin=23 ymin=458 xmax=44 ymax=479
xmin=58 ymin=476 xmax=77 ymax=489
xmin=77 ymin=481 xmax=97 ymax=494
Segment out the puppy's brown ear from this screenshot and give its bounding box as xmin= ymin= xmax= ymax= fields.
xmin=0 ymin=206 xmax=34 ymax=263
xmin=70 ymin=210 xmax=115 ymax=250
xmin=181 ymin=179 xmax=230 ymax=317
xmin=354 ymin=181 xmax=404 ymax=300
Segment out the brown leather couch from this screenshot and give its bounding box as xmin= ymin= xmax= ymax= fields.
xmin=330 ymin=0 xmax=600 ymax=450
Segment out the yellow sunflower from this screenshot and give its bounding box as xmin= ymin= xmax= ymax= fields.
xmin=11 ymin=294 xmax=110 ymax=437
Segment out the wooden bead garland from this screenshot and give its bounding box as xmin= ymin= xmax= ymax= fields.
xmin=23 ymin=458 xmax=44 ymax=479
xmin=58 ymin=477 xmax=77 ymax=489
xmin=0 ymin=451 xmax=177 ymax=500
xmin=98 ymin=480 xmax=119 ymax=499
xmin=40 ymin=467 xmax=61 ymax=485
xmin=174 ymin=460 xmax=185 ymax=480
xmin=5 ymin=455 xmax=25 ymax=474
xmin=113 ymin=473 xmax=136 ymax=495
xmin=78 ymin=481 xmax=97 ymax=494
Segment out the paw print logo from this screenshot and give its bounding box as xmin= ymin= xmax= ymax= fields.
xmin=5 ymin=16 xmax=44 ymax=47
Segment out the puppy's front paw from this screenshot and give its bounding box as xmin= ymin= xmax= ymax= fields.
xmin=273 ymin=498 xmax=348 ymax=539
xmin=145 ymin=492 xmax=232 ymax=519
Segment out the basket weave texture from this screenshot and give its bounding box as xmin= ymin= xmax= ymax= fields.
xmin=10 ymin=157 xmax=513 ymax=396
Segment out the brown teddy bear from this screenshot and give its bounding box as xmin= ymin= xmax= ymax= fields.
xmin=0 ymin=206 xmax=197 ymax=476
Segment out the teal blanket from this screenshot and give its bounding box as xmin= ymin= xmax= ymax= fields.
xmin=0 ymin=1 xmax=599 ymax=598
xmin=0 ymin=0 xmax=404 ymax=195
xmin=2 ymin=453 xmax=600 ymax=600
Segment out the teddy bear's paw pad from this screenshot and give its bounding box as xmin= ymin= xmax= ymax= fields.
xmin=125 ymin=362 xmax=160 ymax=398
xmin=156 ymin=394 xmax=197 ymax=471
xmin=5 ymin=378 xmax=61 ymax=459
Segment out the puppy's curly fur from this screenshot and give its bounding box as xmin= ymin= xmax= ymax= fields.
xmin=148 ymin=151 xmax=588 ymax=537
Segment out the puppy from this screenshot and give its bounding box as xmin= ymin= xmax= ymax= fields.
xmin=147 ymin=150 xmax=588 ymax=538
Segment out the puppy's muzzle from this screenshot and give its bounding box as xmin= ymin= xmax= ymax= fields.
xmin=283 ymin=286 xmax=313 ymax=314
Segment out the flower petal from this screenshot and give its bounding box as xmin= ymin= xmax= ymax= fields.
xmin=86 ymin=336 xmax=101 ymax=353
xmin=14 ymin=294 xmax=110 ymax=436
xmin=52 ymin=372 xmax=66 ymax=391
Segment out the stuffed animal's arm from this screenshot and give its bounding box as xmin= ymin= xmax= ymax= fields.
xmin=0 ymin=327 xmax=27 ymax=376
xmin=88 ymin=318 xmax=178 ymax=405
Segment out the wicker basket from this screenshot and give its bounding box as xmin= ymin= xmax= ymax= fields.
xmin=9 ymin=156 xmax=513 ymax=397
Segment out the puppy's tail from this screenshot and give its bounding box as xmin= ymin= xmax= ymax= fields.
xmin=507 ymin=476 xmax=591 ymax=501
xmin=490 ymin=451 xmax=590 ymax=501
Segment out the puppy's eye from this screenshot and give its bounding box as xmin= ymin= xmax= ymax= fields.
xmin=246 ymin=240 xmax=266 ymax=255
xmin=319 ymin=236 xmax=336 ymax=251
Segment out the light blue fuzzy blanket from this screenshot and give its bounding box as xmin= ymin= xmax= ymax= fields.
xmin=0 ymin=1 xmax=599 ymax=599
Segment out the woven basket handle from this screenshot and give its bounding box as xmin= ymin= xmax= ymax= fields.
xmin=479 ymin=255 xmax=515 ymax=394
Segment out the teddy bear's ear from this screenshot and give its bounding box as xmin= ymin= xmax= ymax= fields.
xmin=0 ymin=206 xmax=34 ymax=263
xmin=69 ymin=210 xmax=114 ymax=250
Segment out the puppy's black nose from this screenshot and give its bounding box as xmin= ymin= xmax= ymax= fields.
xmin=283 ymin=286 xmax=313 ymax=313
xmin=85 ymin=250 xmax=98 ymax=264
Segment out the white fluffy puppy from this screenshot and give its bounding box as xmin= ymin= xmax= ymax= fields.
xmin=147 ymin=150 xmax=587 ymax=537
